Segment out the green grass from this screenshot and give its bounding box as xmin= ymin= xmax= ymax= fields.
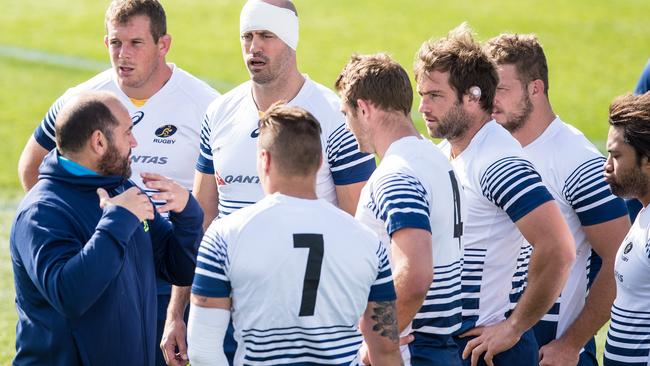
xmin=1 ymin=0 xmax=648 ymax=363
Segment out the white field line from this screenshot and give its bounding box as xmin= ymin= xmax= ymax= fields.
xmin=0 ymin=44 xmax=234 ymax=92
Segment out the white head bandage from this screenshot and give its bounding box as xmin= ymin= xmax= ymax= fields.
xmin=240 ymin=0 xmax=299 ymax=50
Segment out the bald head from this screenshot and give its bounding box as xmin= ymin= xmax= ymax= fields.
xmin=261 ymin=0 xmax=297 ymax=16
xmin=55 ymin=91 xmax=126 ymax=154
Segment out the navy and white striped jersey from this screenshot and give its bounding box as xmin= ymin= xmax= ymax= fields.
xmin=605 ymin=207 xmax=650 ymax=365
xmin=355 ymin=136 xmax=466 ymax=363
xmin=439 ymin=121 xmax=554 ymax=332
xmin=33 ymin=66 xmax=218 ymax=194
xmin=196 ymin=77 xmax=375 ymax=217
xmin=517 ymin=118 xmax=628 ymax=351
xmin=192 ymin=193 xmax=396 ymax=366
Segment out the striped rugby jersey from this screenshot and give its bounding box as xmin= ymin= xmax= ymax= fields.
xmin=605 ymin=207 xmax=650 ymax=366
xmin=516 ymin=118 xmax=627 ymax=354
xmin=192 ymin=193 xmax=396 ymax=366
xmin=196 ymin=77 xmax=376 ymax=217
xmin=355 ymin=136 xmax=466 ymax=363
xmin=439 ymin=120 xmax=553 ymax=332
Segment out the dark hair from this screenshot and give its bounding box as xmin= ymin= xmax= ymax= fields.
xmin=258 ymin=103 xmax=322 ymax=176
xmin=609 ymin=92 xmax=650 ymax=163
xmin=55 ymin=92 xmax=120 ymax=154
xmin=105 ymin=0 xmax=167 ymax=42
xmin=335 ymin=53 xmax=413 ymax=116
xmin=484 ymin=33 xmax=550 ymax=95
xmin=414 ymin=23 xmax=498 ymax=113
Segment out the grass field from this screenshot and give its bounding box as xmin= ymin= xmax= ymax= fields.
xmin=1 ymin=0 xmax=649 ymax=363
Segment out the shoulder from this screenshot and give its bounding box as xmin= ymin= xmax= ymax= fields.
xmin=171 ymin=66 xmax=220 ymax=105
xmin=204 ymin=82 xmax=251 ymax=119
xmin=297 ymin=79 xmax=343 ymax=129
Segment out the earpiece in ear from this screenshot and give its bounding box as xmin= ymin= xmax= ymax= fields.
xmin=469 ymin=86 xmax=481 ymax=101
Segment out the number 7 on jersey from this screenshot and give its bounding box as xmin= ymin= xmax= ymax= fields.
xmin=293 ymin=234 xmax=324 ymax=317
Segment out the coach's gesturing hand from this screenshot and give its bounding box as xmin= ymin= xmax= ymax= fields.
xmin=97 ymin=187 xmax=154 ymax=222
xmin=141 ymin=172 xmax=190 ymax=214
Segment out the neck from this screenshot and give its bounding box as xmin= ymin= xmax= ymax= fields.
xmin=374 ymin=114 xmax=421 ymax=159
xmin=512 ymin=99 xmax=556 ymax=147
xmin=121 ymin=61 xmax=172 ymax=100
xmin=265 ymin=176 xmax=318 ymax=200
xmin=252 ymin=69 xmax=305 ymax=112
xmin=62 ymin=150 xmax=100 ymax=174
xmin=448 ymin=112 xmax=492 ymax=158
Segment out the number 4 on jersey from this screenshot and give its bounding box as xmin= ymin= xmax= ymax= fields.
xmin=293 ymin=234 xmax=324 ymax=317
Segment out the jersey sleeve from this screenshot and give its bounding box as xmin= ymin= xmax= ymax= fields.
xmin=368 ymin=241 xmax=397 ymax=302
xmin=191 ymin=225 xmax=231 ymax=298
xmin=480 ymin=156 xmax=554 ymax=222
xmin=563 ymin=156 xmax=628 ymax=226
xmin=326 ymin=124 xmax=376 ymax=185
xmin=33 ymin=95 xmax=67 ymax=151
xmin=369 ymin=172 xmax=431 ymax=236
xmin=195 ymin=113 xmax=215 ymax=174
xmin=634 ymin=59 xmax=650 ymax=95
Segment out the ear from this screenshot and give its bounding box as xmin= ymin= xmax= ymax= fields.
xmin=259 ymin=149 xmax=271 ymax=175
xmin=356 ymin=99 xmax=372 ymax=119
xmin=104 ymin=35 xmax=109 ymax=49
xmin=89 ymin=130 xmax=108 ymax=155
xmin=529 ymin=79 xmax=545 ymax=97
xmin=157 ymin=34 xmax=172 ymax=57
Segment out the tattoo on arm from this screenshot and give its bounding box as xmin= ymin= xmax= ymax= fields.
xmin=370 ymin=301 xmax=399 ymax=341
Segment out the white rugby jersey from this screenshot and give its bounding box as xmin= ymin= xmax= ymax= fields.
xmin=519 ymin=118 xmax=628 ymax=346
xmin=439 ymin=120 xmax=554 ymax=332
xmin=604 ymin=207 xmax=650 ymax=366
xmin=192 ymin=193 xmax=396 ymax=366
xmin=196 ymin=77 xmax=376 ymax=217
xmin=355 ymin=136 xmax=465 ymax=344
xmin=34 ymin=65 xmax=219 ymax=194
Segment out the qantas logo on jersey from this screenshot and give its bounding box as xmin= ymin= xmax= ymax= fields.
xmin=215 ymin=171 xmax=227 ymax=186
xmin=223 ymin=175 xmax=260 ymax=184
xmin=130 ymin=155 xmax=168 ymax=165
xmin=153 ymin=124 xmax=177 ymax=144
xmin=131 ymin=111 xmax=145 ymax=126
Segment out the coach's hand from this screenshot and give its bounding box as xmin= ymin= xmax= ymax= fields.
xmin=539 ymin=338 xmax=580 ymax=366
xmin=97 ymin=187 xmax=154 ymax=222
xmin=160 ymin=317 xmax=188 ymax=366
xmin=141 ymin=172 xmax=190 ymax=214
xmin=460 ymin=319 xmax=522 ymax=366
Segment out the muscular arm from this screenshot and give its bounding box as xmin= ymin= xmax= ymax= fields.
xmin=335 ymin=180 xmax=366 ymax=215
xmin=390 ymin=227 xmax=433 ymax=333
xmin=510 ymin=201 xmax=575 ymax=335
xmin=540 ymin=215 xmax=630 ymax=364
xmin=18 ymin=136 xmax=49 ymax=192
xmin=462 ymin=201 xmax=575 ymax=366
xmin=359 ymin=300 xmax=403 ymax=366
xmin=193 ymin=170 xmax=219 ymax=230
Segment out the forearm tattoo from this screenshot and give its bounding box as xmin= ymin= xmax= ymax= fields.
xmin=370 ymin=301 xmax=399 ymax=341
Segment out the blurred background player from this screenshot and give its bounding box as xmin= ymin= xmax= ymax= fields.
xmin=485 ymin=33 xmax=630 ymax=366
xmin=187 ymin=104 xmax=401 ymax=366
xmin=16 ymin=2 xmax=219 ymax=365
xmin=415 ymin=23 xmax=575 ymax=366
xmin=335 ymin=53 xmax=466 ymax=365
xmin=163 ymin=1 xmax=376 ymax=363
xmin=603 ymin=92 xmax=650 ymax=365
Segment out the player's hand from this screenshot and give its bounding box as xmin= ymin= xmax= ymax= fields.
xmin=97 ymin=187 xmax=154 ymax=222
xmin=539 ymin=338 xmax=580 ymax=366
xmin=160 ymin=317 xmax=188 ymax=366
xmin=459 ymin=319 xmax=522 ymax=366
xmin=141 ymin=172 xmax=190 ymax=214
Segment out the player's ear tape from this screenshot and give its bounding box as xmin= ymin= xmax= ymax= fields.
xmin=468 ymin=86 xmax=481 ymax=101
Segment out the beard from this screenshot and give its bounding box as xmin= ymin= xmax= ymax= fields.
xmin=433 ymin=102 xmax=472 ymax=140
xmin=247 ymin=46 xmax=293 ymax=85
xmin=98 ymin=141 xmax=132 ymax=180
xmin=501 ymin=92 xmax=533 ymax=133
xmin=608 ymin=165 xmax=649 ymax=199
